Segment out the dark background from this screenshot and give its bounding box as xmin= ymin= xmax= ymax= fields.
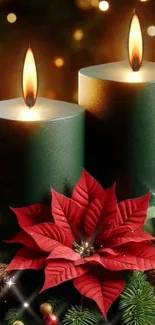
xmin=0 ymin=0 xmax=154 ymax=102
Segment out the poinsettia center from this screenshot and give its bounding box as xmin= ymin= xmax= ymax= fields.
xmin=73 ymin=240 xmax=95 ymax=257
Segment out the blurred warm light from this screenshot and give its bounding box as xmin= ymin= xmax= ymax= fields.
xmin=75 ymin=0 xmax=92 ymax=10
xmin=73 ymin=91 xmax=78 ymax=102
xmin=99 ymin=1 xmax=109 ymax=11
xmin=147 ymin=26 xmax=155 ymax=37
xmin=45 ymin=91 xmax=55 ymax=99
xmin=91 ymin=0 xmax=99 ymax=7
xmin=139 ymin=0 xmax=148 ymax=2
xmin=54 ymin=57 xmax=64 ymax=68
xmin=7 ymin=13 xmax=17 ymax=23
xmin=129 ymin=11 xmax=143 ymax=71
xmin=23 ymin=46 xmax=38 ymax=108
xmin=73 ymin=29 xmax=84 ymax=41
xmin=23 ymin=302 xmax=29 ymax=308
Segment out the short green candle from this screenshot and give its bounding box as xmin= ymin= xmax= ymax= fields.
xmin=0 ymin=97 xmax=85 ymax=237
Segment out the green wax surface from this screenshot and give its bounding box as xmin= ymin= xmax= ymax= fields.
xmin=0 ymin=97 xmax=85 ymax=237
xmin=79 ymin=68 xmax=155 ymax=201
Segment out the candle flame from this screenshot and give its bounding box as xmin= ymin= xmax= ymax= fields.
xmin=128 ymin=11 xmax=143 ymax=71
xmin=22 ymin=46 xmax=38 ymax=108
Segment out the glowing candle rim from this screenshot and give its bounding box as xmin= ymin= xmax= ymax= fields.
xmin=79 ymin=61 xmax=155 ymax=84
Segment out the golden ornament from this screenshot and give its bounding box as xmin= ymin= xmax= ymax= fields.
xmin=13 ymin=321 xmax=24 ymax=325
xmin=40 ymin=303 xmax=53 ymax=315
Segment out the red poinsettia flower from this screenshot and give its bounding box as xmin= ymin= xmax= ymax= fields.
xmin=6 ymin=170 xmax=155 ymax=319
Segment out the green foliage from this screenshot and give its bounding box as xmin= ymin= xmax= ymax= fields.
xmin=62 ymin=306 xmax=102 ymax=325
xmin=46 ymin=296 xmax=71 ymax=317
xmin=147 ymin=206 xmax=155 ymax=221
xmin=119 ymin=271 xmax=155 ymax=325
xmin=144 ymin=206 xmax=155 ymax=236
xmin=4 ymin=308 xmax=26 ymax=325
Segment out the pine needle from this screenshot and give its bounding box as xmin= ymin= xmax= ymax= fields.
xmin=62 ymin=306 xmax=103 ymax=325
xmin=46 ymin=296 xmax=71 ymax=317
xmin=4 ymin=308 xmax=26 ymax=325
xmin=119 ymin=271 xmax=155 ymax=325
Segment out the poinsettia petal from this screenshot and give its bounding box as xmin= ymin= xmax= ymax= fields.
xmin=99 ymin=242 xmax=155 ymax=271
xmin=52 ymin=189 xmax=83 ymax=240
xmin=41 ymin=259 xmax=88 ymax=292
xmin=75 ymin=254 xmax=106 ymax=267
xmin=84 ymin=199 xmax=104 ymax=239
xmin=73 ymin=270 xmax=125 ymax=319
xmin=75 ymin=251 xmax=137 ymax=270
xmin=25 ymin=223 xmax=74 ymax=252
xmin=5 ymin=230 xmax=41 ymax=252
xmin=118 ymin=193 xmax=151 ymax=228
xmin=11 ymin=204 xmax=52 ymax=230
xmin=116 ymin=241 xmax=155 ymax=271
xmin=99 ymin=184 xmax=121 ymax=231
xmin=6 ymin=247 xmax=45 ymax=271
xmin=85 ymin=184 xmax=120 ymax=239
xmin=103 ymin=226 xmax=155 ymax=248
xmin=47 ymin=244 xmax=80 ymax=261
xmin=72 ymin=169 xmax=105 ymax=209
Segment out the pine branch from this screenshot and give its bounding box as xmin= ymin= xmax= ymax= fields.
xmin=4 ymin=308 xmax=27 ymax=325
xmin=119 ymin=271 xmax=155 ymax=325
xmin=62 ymin=306 xmax=103 ymax=325
xmin=46 ymin=296 xmax=71 ymax=317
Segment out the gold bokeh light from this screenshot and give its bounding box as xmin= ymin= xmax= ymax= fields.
xmin=7 ymin=13 xmax=17 ymax=23
xmin=73 ymin=29 xmax=84 ymax=41
xmin=99 ymin=1 xmax=109 ymax=11
xmin=54 ymin=57 xmax=64 ymax=68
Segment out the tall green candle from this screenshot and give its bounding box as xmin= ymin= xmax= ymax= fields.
xmin=79 ymin=12 xmax=155 ymax=200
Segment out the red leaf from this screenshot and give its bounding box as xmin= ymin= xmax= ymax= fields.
xmin=75 ymin=251 xmax=137 ymax=270
xmin=52 ymin=189 xmax=83 ymax=240
xmin=84 ymin=184 xmax=119 ymax=240
xmin=47 ymin=244 xmax=80 ymax=261
xmin=6 ymin=230 xmax=41 ymax=252
xmin=118 ymin=193 xmax=151 ymax=228
xmin=104 ymin=226 xmax=155 ymax=248
xmin=41 ymin=260 xmax=88 ymax=292
xmin=72 ymin=169 xmax=105 ymax=209
xmin=98 ymin=242 xmax=155 ymax=271
xmin=115 ymin=242 xmax=155 ymax=271
xmin=6 ymin=247 xmax=45 ymax=271
xmin=25 ymin=223 xmax=74 ymax=252
xmin=73 ymin=270 xmax=125 ymax=319
xmin=11 ymin=204 xmax=52 ymax=230
xmin=75 ymin=254 xmax=106 ymax=267
xmin=84 ymin=199 xmax=104 ymax=239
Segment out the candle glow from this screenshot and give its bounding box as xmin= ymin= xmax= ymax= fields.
xmin=7 ymin=13 xmax=17 ymax=23
xmin=99 ymin=1 xmax=109 ymax=11
xmin=129 ymin=11 xmax=143 ymax=71
xmin=147 ymin=26 xmax=155 ymax=37
xmin=22 ymin=46 xmax=38 ymax=108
